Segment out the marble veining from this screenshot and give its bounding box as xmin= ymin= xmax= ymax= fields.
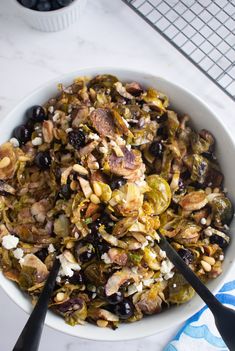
xmin=0 ymin=0 xmax=234 ymax=350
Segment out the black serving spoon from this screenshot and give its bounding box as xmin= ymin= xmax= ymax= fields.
xmin=159 ymin=234 xmax=235 ymax=351
xmin=12 ymin=258 xmax=60 ymax=351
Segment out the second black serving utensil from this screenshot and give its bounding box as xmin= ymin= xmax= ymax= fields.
xmin=159 ymin=234 xmax=235 ymax=351
xmin=12 ymin=258 xmax=60 ymax=351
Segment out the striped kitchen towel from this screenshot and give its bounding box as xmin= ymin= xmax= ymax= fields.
xmin=164 ymin=278 xmax=235 ymax=351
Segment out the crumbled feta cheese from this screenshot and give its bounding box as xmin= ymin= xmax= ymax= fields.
xmin=65 ymin=128 xmax=73 ymax=133
xmin=92 ymin=293 xmax=97 ymax=299
xmin=52 ymin=112 xmax=60 ymax=122
xmin=13 ymin=248 xmax=24 ymax=260
xmin=48 ymin=106 xmax=54 ymax=113
xmin=56 ymin=276 xmax=61 ymax=283
xmin=32 ymin=137 xmax=42 ymax=146
xmin=126 ymin=144 xmax=131 ymax=151
xmin=2 ymin=234 xmax=19 ymax=250
xmin=142 ymin=104 xmax=150 ymax=112
xmin=57 ymin=253 xmax=80 ymax=278
xmin=10 ymin=137 xmax=19 ymax=148
xmin=88 ymin=133 xmax=100 ymax=141
xmin=101 ymin=253 xmax=111 ymax=264
xmin=173 ymin=283 xmax=177 ymax=288
xmin=143 ymin=278 xmax=154 ymax=287
xmin=159 ymin=249 xmax=166 ymax=258
xmin=136 ymin=282 xmax=143 ymax=292
xmin=116 ymin=136 xmax=126 ymax=145
xmin=131 ymin=266 xmax=138 ymax=274
xmin=160 ymin=259 xmax=174 ymax=275
xmin=164 ymin=271 xmax=175 ymax=280
xmin=122 ymin=117 xmax=129 ymax=128
xmin=99 ymin=146 xmax=108 ymax=154
xmin=74 ymin=232 xmax=79 ymax=239
xmin=148 ymin=250 xmax=157 ymax=259
xmin=127 ymin=284 xmax=138 ymax=296
xmin=200 ymin=218 xmax=207 ymax=225
xmin=204 ymin=227 xmax=213 ymax=237
xmin=48 ymin=244 xmax=56 ymax=253
xmin=141 ymin=240 xmax=148 ymax=249
xmin=219 ymin=254 xmax=224 ymax=261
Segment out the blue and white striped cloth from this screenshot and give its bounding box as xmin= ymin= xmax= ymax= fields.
xmin=164 ymin=277 xmax=235 ymax=351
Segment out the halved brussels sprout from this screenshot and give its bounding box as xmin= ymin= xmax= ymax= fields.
xmin=168 ymin=273 xmax=195 ymax=304
xmin=210 ymin=195 xmax=234 ymax=226
xmin=146 ymin=175 xmax=171 ymax=215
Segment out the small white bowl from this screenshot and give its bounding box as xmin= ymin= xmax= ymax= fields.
xmin=11 ymin=0 xmax=87 ymax=32
xmin=0 ymin=68 xmax=235 ymax=341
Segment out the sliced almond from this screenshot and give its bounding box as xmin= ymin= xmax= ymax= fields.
xmin=78 ymin=177 xmax=92 ymax=198
xmin=97 ymin=320 xmax=108 ymax=328
xmin=0 ymin=157 xmax=11 ymax=169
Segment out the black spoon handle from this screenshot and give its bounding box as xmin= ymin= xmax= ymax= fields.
xmin=159 ymin=234 xmax=235 ymax=350
xmin=158 ymin=235 xmax=221 ymax=311
xmin=12 ymin=258 xmax=60 ymax=351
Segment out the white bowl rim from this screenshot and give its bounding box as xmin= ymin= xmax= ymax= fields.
xmin=0 ymin=66 xmax=235 ymax=341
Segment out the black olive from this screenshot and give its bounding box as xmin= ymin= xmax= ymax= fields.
xmin=88 ymin=219 xmax=101 ymax=235
xmin=110 ymin=177 xmax=126 ymax=191
xmin=35 ymin=151 xmax=51 ymax=170
xmin=157 ymin=126 xmax=168 ymax=140
xmin=113 ymin=299 xmax=134 ymax=320
xmin=27 ymin=105 xmax=47 ymax=122
xmin=36 ymin=1 xmax=52 ymax=11
xmin=209 ymin=234 xmax=229 ymax=249
xmin=96 ymin=241 xmax=111 ymax=256
xmin=18 ymin=0 xmax=37 ymax=8
xmin=13 ymin=125 xmax=31 ymax=145
xmin=68 ymin=130 xmax=85 ymax=150
xmin=57 ymin=0 xmax=73 ymax=5
xmin=106 ymin=292 xmax=123 ymax=305
xmin=35 ymin=248 xmax=48 ymax=262
xmin=149 ymin=141 xmax=163 ymax=157
xmin=156 ymin=113 xmax=168 ymax=123
xmin=51 ymin=0 xmax=62 ymax=10
xmin=60 ymin=184 xmax=71 ymax=200
xmin=178 ymin=248 xmax=194 ymax=264
xmin=75 ymin=242 xmax=96 ymax=263
xmin=100 ymin=213 xmax=114 ymax=233
xmin=54 ymin=167 xmax=62 ymax=183
xmin=68 ymin=271 xmax=84 ymax=285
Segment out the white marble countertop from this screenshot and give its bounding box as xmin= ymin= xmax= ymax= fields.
xmin=0 ymin=0 xmax=234 ymax=350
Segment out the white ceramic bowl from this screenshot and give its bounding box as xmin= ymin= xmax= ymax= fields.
xmin=11 ymin=0 xmax=87 ymax=32
xmin=0 ymin=68 xmax=234 ymax=341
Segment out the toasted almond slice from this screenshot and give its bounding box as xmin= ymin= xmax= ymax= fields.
xmin=202 ymin=255 xmax=215 ymax=266
xmin=78 ymin=176 xmax=92 ymax=198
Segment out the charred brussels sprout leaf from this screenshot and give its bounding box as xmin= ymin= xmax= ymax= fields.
xmin=84 ymin=262 xmax=108 ymax=286
xmin=88 ymin=74 xmax=118 ymax=90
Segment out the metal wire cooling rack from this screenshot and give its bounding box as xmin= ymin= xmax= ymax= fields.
xmin=122 ymin=0 xmax=235 ymax=101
